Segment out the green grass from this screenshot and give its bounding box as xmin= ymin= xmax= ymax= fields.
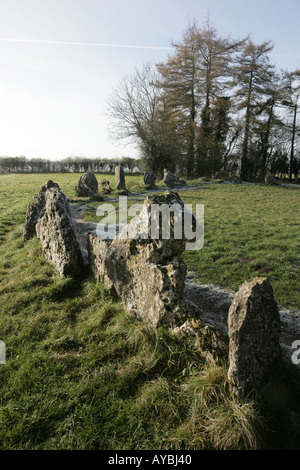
xmin=181 ymin=183 xmax=300 ymax=310
xmin=0 ymin=173 xmax=300 ymax=450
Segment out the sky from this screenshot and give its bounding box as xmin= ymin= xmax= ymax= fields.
xmin=0 ymin=0 xmax=299 ymax=161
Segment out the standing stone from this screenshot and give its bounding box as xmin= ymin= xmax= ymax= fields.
xmin=115 ymin=165 xmax=126 ymax=191
xmin=143 ymin=172 xmax=157 ymax=187
xmin=162 ymin=169 xmax=181 ymax=187
xmin=227 ymin=277 xmax=281 ymax=398
xmin=75 ymin=171 xmax=101 ymax=197
xmin=87 ymin=191 xmax=200 ymax=327
xmin=36 ymin=185 xmax=84 ymax=278
xmin=88 ymin=236 xmax=115 ymax=289
xmin=98 ymin=179 xmax=112 ymax=194
xmin=23 ymin=180 xmax=59 ymax=241
xmin=265 ymin=174 xmax=278 ymax=185
xmin=81 ymin=171 xmax=98 ymax=193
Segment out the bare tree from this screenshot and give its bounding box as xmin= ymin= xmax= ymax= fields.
xmin=106 ymin=63 xmax=179 ymax=175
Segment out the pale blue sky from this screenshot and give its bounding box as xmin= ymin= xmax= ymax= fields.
xmin=0 ymin=0 xmax=299 ymax=160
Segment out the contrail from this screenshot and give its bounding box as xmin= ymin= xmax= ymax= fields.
xmin=0 ymin=39 xmax=297 ymax=59
xmin=0 ymin=37 xmax=173 ymax=50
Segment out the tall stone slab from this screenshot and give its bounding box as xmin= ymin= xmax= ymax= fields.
xmin=36 ymin=185 xmax=84 ymax=278
xmin=227 ymin=277 xmax=281 ymax=398
xmin=23 ymin=180 xmax=59 ymax=241
xmin=115 ymin=165 xmax=126 ymax=191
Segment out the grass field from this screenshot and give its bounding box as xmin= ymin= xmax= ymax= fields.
xmin=0 ymin=172 xmax=300 ymax=450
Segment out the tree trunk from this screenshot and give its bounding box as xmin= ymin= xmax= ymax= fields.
xmin=241 ymin=70 xmax=253 ymax=180
xmin=290 ymin=102 xmax=297 ymax=180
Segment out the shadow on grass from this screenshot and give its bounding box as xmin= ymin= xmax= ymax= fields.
xmin=43 ymin=277 xmax=84 ymax=302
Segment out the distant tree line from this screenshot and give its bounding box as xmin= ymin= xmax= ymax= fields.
xmin=0 ymin=156 xmax=141 ymax=174
xmin=107 ymin=20 xmax=300 ymax=181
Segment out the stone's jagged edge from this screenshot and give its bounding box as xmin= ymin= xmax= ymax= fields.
xmin=23 ymin=180 xmax=59 ymax=241
xmin=25 ymin=180 xmax=85 ymax=279
xmin=87 ymin=191 xmax=202 ymax=329
xmin=227 ymin=277 xmax=282 ymax=398
xmin=75 ymin=171 xmax=104 ymax=200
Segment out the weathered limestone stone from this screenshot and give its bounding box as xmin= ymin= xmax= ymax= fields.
xmin=87 ymin=235 xmax=114 ymax=290
xmin=98 ymin=179 xmax=112 ymax=194
xmin=227 ymin=277 xmax=281 ymax=398
xmin=143 ymin=171 xmax=157 ymax=187
xmin=81 ymin=171 xmax=98 ymax=192
xmin=36 ymin=185 xmax=84 ymax=278
xmin=265 ymin=173 xmax=278 ymax=185
xmin=162 ymin=169 xmax=181 ymax=187
xmin=87 ymin=191 xmax=200 ymax=327
xmin=115 ymin=165 xmax=126 ymax=191
xmin=173 ymin=319 xmax=229 ymax=364
xmin=75 ymin=171 xmax=102 ymax=198
xmin=23 ymin=180 xmax=59 ymax=240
